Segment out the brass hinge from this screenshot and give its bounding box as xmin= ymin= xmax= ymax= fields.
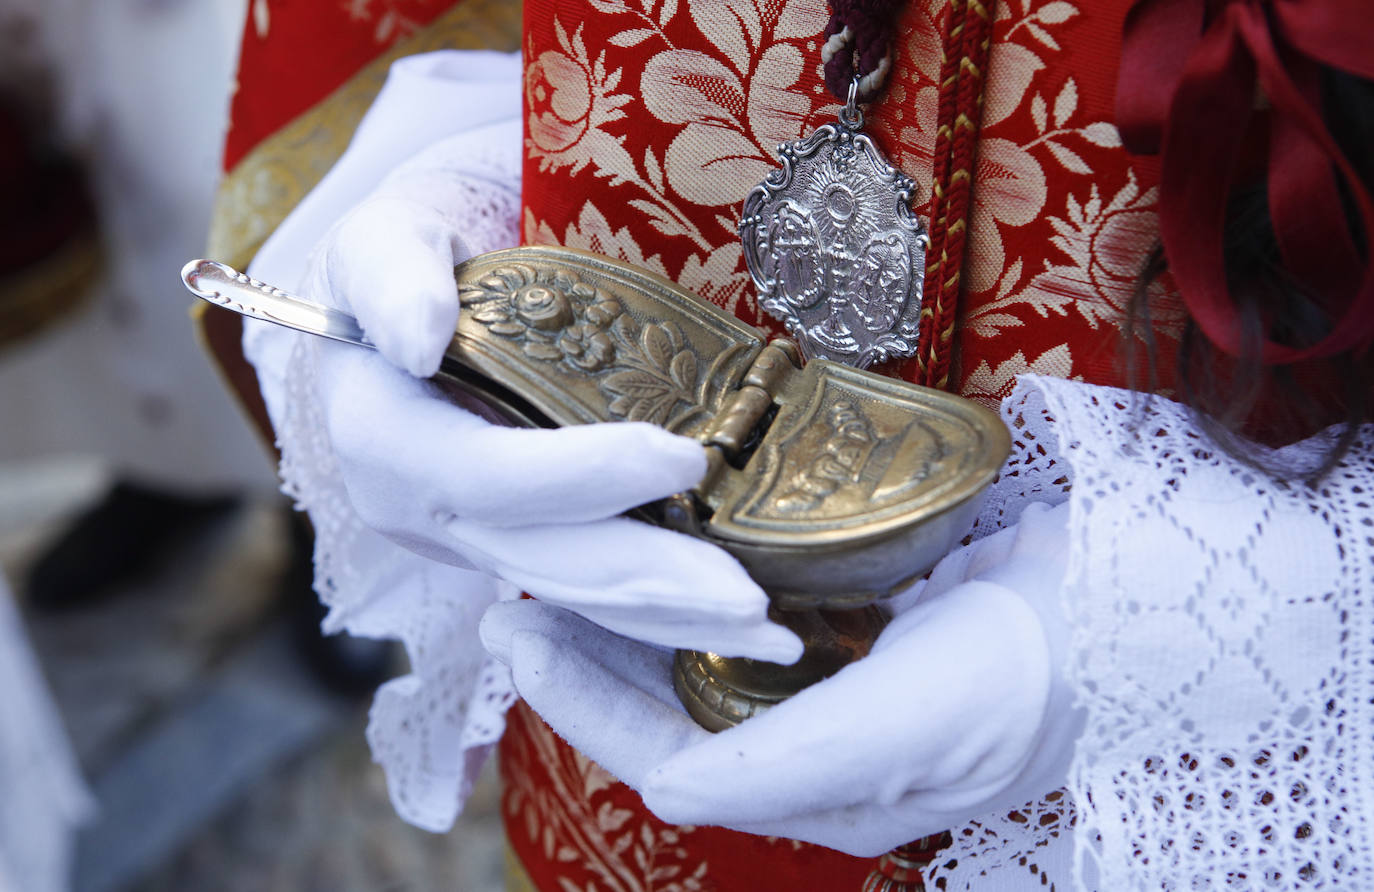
xmin=661 ymin=339 xmax=802 ymax=536
xmin=185 ymin=246 xmax=1009 ymax=615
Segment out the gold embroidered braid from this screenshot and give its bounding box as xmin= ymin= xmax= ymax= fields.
xmin=915 ymin=0 xmax=995 ymax=390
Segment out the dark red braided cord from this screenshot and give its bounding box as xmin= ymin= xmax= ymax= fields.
xmin=824 ymin=0 xmax=909 ymax=102
xmin=915 ymin=0 xmax=996 ymax=389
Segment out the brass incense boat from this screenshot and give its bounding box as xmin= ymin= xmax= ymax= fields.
xmin=183 ymin=246 xmax=1010 ymax=730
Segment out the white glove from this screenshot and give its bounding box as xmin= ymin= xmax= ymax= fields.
xmin=480 ymin=501 xmax=1083 ymax=856
xmin=300 ymin=144 xmax=800 ymax=664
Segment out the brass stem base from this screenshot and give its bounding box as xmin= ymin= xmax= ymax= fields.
xmin=860 ymin=833 xmax=951 ymax=891
xmin=673 ymin=605 xmax=888 ymax=733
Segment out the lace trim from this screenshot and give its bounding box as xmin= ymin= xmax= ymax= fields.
xmin=275 ymin=159 xmax=522 ymax=833
xmin=930 ymin=376 xmax=1373 ymax=891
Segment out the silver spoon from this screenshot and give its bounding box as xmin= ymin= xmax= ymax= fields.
xmin=180 ymin=259 xmax=371 ymax=348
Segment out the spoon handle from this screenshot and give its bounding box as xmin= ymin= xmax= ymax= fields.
xmin=180 ymin=259 xmax=372 ymax=350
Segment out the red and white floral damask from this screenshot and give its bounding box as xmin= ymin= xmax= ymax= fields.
xmin=222 ymin=0 xmax=1185 ymax=886
xmin=519 ymin=0 xmax=1182 ymax=408
xmin=508 ymin=0 xmax=1177 ymax=888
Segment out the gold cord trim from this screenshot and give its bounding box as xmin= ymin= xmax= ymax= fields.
xmin=504 ymin=843 xmax=539 ymax=892
xmin=206 ymin=0 xmax=521 ymax=271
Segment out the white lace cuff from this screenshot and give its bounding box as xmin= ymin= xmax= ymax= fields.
xmin=932 ymin=375 xmax=1374 ymax=890
xmin=244 ymin=51 xmax=524 ymax=832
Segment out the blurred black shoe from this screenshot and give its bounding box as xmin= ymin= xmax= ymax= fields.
xmin=282 ymin=509 xmax=395 ymax=695
xmin=26 ymin=480 xmax=239 ymax=609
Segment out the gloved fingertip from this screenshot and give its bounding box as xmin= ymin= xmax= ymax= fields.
xmin=640 ymin=764 xmax=721 ymax=827
xmin=399 ymin=342 xmax=445 ymax=379
xmin=477 ymin=602 xmax=521 ymax=665
xmin=613 ymin=424 xmax=708 ymax=486
xmin=367 ymin=324 xmax=449 ymax=379
xmin=508 ymin=630 xmax=567 ymax=701
xmin=754 ymin=624 xmax=806 ymax=665
xmin=408 ymin=289 xmax=461 ymax=378
xmin=653 ymin=427 xmax=710 ymax=473
xmin=639 ymin=778 xmax=692 ymax=825
xmin=710 ymin=622 xmax=804 ymax=664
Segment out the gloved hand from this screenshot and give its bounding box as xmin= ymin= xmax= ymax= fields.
xmin=297 ymin=136 xmax=801 ymax=664
xmin=480 ymin=501 xmax=1084 ymax=856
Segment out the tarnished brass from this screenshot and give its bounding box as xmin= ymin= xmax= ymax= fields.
xmin=444 ymin=247 xmax=1009 ymax=731
xmin=674 ymin=607 xmax=889 ymax=732
xmin=446 ymin=247 xmax=1009 ymax=607
xmin=182 ymin=245 xmax=1011 ymax=731
xmin=448 ymin=248 xmax=760 ymax=436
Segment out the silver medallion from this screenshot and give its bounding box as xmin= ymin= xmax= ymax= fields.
xmin=740 ymin=89 xmax=929 ymax=369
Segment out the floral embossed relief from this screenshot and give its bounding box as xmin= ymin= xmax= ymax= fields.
xmin=459 ymin=264 xmax=708 ymax=426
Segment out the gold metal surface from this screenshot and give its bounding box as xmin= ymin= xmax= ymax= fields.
xmin=188 ymin=243 xmax=1011 ymax=731
xmin=674 ymin=607 xmax=888 ymax=732
xmin=445 ymin=246 xmax=1010 ymax=614
xmin=441 ymin=246 xmax=1010 ymax=731
xmin=448 ymin=248 xmax=761 ymax=436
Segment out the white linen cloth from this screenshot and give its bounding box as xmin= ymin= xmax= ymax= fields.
xmin=248 ymin=49 xmax=1374 ymax=888
xmin=0 ymin=574 xmax=93 ymax=892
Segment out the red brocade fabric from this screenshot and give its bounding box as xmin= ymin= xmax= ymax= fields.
xmin=221 ymin=1 xmax=1207 ymax=887
xmin=501 ymin=700 xmax=877 ymax=889
xmin=518 ymin=0 xmax=1181 ymax=410
xmin=223 ymin=0 xmax=460 ymax=171
xmin=508 ymin=0 xmax=1182 ymax=888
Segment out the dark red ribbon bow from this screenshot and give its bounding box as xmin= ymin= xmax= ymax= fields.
xmin=1117 ymin=0 xmax=1374 ymax=363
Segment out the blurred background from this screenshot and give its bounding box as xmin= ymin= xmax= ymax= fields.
xmin=0 ymin=1 xmax=503 ymax=889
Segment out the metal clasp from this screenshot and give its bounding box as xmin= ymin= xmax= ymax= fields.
xmin=661 ymin=339 xmax=803 ymax=535
xmin=699 ymin=338 xmax=802 ymax=482
xmin=840 ymin=77 xmax=864 ymax=129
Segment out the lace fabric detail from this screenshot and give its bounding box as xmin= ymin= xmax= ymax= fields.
xmin=931 ymin=375 xmax=1374 ymax=890
xmin=273 ymin=152 xmax=523 ymax=833
xmin=272 ymin=124 xmax=1374 ymax=874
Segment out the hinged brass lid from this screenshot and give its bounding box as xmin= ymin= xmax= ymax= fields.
xmin=183 ymin=246 xmax=1014 ymax=735
xmin=449 ymin=247 xmax=765 ymax=436
xmin=702 ymin=360 xmax=1006 ymax=546
xmin=181 ymin=246 xmax=1010 ymax=612
xmin=447 ymin=247 xmax=1009 ymax=610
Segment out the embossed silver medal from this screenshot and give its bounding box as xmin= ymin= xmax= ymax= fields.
xmin=740 ymin=86 xmax=928 ymax=370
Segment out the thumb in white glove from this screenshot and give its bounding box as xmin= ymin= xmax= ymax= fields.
xmin=311 ymin=193 xmax=469 ymax=378
xmin=480 ymin=501 xmax=1083 ymax=856
xmin=301 ymin=119 xmax=524 ymax=378
xmin=300 ymin=125 xmax=800 ymax=663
